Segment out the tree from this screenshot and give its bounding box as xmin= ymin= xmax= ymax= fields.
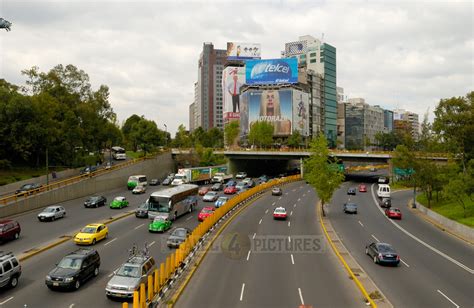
xmin=122 ymin=114 xmax=141 ymax=151
xmin=205 ymin=127 xmax=224 ymax=149
xmin=287 ymin=130 xmax=302 ymax=148
xmin=224 ymin=121 xmax=239 ymax=148
xmin=172 ymin=124 xmax=192 ymax=148
xmin=128 ymin=118 xmax=165 ymax=155
xmin=443 ymin=176 xmax=472 ymax=218
xmin=304 ymin=135 xmax=345 ymax=216
xmin=248 ymin=121 xmax=273 ymax=148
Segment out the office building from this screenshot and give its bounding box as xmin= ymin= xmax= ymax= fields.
xmin=393 ymin=109 xmax=420 ymax=141
xmin=336 ymin=87 xmax=347 ymax=149
xmin=383 ymin=109 xmax=394 ymax=133
xmin=345 ymin=98 xmax=384 ymax=150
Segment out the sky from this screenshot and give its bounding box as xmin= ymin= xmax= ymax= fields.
xmin=1 ymin=0 xmax=473 ymax=135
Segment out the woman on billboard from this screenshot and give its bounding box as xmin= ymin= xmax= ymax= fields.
xmin=254 ymin=90 xmax=291 ymax=136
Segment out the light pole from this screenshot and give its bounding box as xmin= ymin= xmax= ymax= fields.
xmin=163 ymin=124 xmax=168 ymax=148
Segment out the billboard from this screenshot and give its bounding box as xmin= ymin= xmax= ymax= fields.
xmin=248 ymin=89 xmax=293 ymax=136
xmin=222 ymin=66 xmax=246 ymax=122
xmin=246 ymin=58 xmax=298 ymax=85
xmin=292 ymin=90 xmax=309 ymax=136
xmin=226 ymin=42 xmax=261 ymax=60
xmin=285 ymin=40 xmax=308 ymax=56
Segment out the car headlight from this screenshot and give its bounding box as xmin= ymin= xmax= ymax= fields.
xmin=46 ymin=275 xmax=52 ymax=280
xmin=64 ymin=277 xmax=74 ymax=282
xmin=128 ymin=286 xmax=136 ymax=291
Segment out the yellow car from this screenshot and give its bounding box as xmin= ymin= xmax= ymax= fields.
xmin=74 ymin=223 xmax=108 ymax=245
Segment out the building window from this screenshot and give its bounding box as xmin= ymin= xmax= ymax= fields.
xmin=310 ymin=59 xmax=316 ymax=63
xmin=310 ymin=52 xmax=316 ymax=57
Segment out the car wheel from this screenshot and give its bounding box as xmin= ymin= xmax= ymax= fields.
xmin=92 ymin=239 xmax=96 ymax=245
xmin=9 ymin=276 xmax=18 ymax=288
xmin=74 ymin=280 xmax=81 ymax=290
xmin=373 ymin=256 xmax=378 ymax=264
xmin=93 ymin=267 xmax=99 ymax=277
xmin=14 ymin=232 xmax=19 ymax=240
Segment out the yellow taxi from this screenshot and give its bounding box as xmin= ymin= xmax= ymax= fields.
xmin=74 ymin=223 xmax=108 ymax=245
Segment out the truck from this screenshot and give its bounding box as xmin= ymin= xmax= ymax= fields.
xmin=211 ymin=172 xmax=233 ymax=184
xmin=171 ymin=165 xmax=230 ymax=186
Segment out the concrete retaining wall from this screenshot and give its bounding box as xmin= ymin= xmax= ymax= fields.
xmin=0 ymin=153 xmax=174 ymax=218
xmin=415 ymin=202 xmax=474 ymax=243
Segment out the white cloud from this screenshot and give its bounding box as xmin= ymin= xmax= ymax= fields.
xmin=1 ymin=0 xmax=472 ymax=134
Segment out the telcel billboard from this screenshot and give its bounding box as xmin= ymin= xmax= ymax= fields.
xmin=246 ymin=58 xmax=298 ymax=85
xmin=227 ymin=42 xmax=261 ymax=60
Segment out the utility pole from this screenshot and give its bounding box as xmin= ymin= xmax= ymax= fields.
xmin=163 ymin=124 xmax=168 ymax=148
xmin=45 ymin=148 xmax=49 ymax=185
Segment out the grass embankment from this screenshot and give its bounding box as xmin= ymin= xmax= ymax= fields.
xmin=126 ymin=151 xmax=146 ymax=159
xmin=417 ymin=194 xmax=474 ymax=228
xmin=0 ymin=168 xmax=46 ymax=186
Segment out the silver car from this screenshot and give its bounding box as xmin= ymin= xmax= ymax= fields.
xmin=106 ymin=255 xmax=156 ymax=299
xmin=203 ymin=191 xmax=219 ymax=202
xmin=38 ymin=206 xmax=66 ymax=222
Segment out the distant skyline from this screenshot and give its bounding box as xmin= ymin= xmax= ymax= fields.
xmin=1 ymin=0 xmax=472 ymax=135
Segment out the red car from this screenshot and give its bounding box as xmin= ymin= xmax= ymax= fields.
xmin=0 ymin=220 xmax=21 ymax=242
xmin=385 ymin=208 xmax=402 ymax=220
xmin=273 ymin=207 xmax=287 ymax=220
xmin=224 ymin=186 xmax=237 ymax=195
xmin=198 ymin=187 xmax=210 ymax=196
xmin=359 ymin=184 xmax=367 ymax=192
xmin=198 ymin=207 xmax=215 ymax=221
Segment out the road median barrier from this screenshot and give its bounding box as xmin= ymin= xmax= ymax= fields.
xmin=318 ymin=201 xmax=392 ymax=308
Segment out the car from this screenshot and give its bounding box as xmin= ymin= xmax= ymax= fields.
xmin=214 ymin=196 xmax=228 ymax=208
xmin=198 ymin=207 xmax=215 ymax=221
xmin=132 ymin=185 xmax=146 ymax=194
xmin=258 ymin=175 xmax=268 ymax=183
xmin=149 ymin=178 xmax=160 ymax=186
xmin=45 ymin=248 xmax=100 ymax=290
xmin=380 ymin=197 xmax=391 ymax=208
xmin=38 ymin=206 xmax=66 ymax=222
xmin=378 ymin=177 xmax=389 ymax=184
xmin=203 ymin=191 xmax=219 ymax=202
xmin=385 ymin=207 xmax=402 ymax=219
xmin=0 ymin=252 xmax=21 ymax=289
xmin=84 ymin=195 xmax=107 ymax=208
xmin=198 ymin=187 xmax=210 ymax=196
xmin=365 ymin=242 xmax=400 ymax=266
xmin=74 ymin=223 xmax=108 ymax=245
xmin=369 ymin=167 xmax=376 ymax=172
xmin=211 ymin=183 xmax=223 ymax=191
xmin=224 ymin=185 xmax=237 ymax=195
xmin=167 ymin=227 xmax=191 ymax=248
xmin=246 ymin=179 xmax=255 ymax=188
xmin=271 ymin=187 xmax=282 ymax=196
xmin=358 ymin=184 xmax=367 ymax=192
xmin=105 ymin=162 xmax=112 ymax=170
xmin=225 ymin=180 xmax=237 ymax=187
xmin=148 ymin=215 xmax=172 ymax=233
xmin=15 ymin=183 xmax=42 ymax=195
xmin=237 ymin=187 xmax=248 ymax=194
xmin=80 ymin=166 xmax=97 ymax=175
xmin=347 ymin=187 xmax=356 ymax=195
xmin=343 ymin=203 xmax=358 ymax=214
xmin=0 ymin=220 xmax=21 ymax=242
xmin=242 ymin=177 xmax=252 ymax=184
xmin=135 ymin=202 xmax=149 ymax=218
xmin=106 ymin=254 xmax=156 ymax=299
xmin=235 ymin=181 xmax=247 ymax=191
xmin=236 ymin=172 xmax=247 ymax=179
xmin=110 ymin=196 xmax=128 ymax=209
xmin=273 ymin=207 xmax=287 ymax=220
xmin=161 ymin=177 xmax=172 ymax=186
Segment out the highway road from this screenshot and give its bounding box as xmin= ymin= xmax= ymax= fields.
xmin=176 ymin=181 xmax=362 ymax=308
xmin=0 ymin=182 xmax=236 ymax=307
xmin=329 ymin=181 xmax=474 ymax=307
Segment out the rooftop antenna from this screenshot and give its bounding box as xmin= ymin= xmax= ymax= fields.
xmin=321 ymin=32 xmax=325 ymax=43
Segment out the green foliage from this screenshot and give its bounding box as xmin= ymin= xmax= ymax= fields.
xmin=248 ymin=121 xmax=273 ymax=148
xmin=172 ymin=124 xmax=192 ymax=148
xmin=127 ymin=117 xmax=166 ymax=155
xmin=287 ymin=130 xmax=303 ymax=148
xmin=304 ymin=135 xmax=345 ymax=207
xmin=224 ymin=121 xmax=240 ymax=147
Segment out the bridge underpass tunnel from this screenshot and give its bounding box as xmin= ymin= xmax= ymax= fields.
xmin=229 ymin=158 xmax=299 ymax=177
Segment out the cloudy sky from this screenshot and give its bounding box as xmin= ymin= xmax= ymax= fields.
xmin=1 ymin=0 xmax=472 ymax=135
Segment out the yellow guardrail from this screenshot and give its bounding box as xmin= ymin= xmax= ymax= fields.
xmin=123 ymin=175 xmax=301 ymax=307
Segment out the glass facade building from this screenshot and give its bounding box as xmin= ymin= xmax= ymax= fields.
xmin=321 ymin=43 xmax=337 ymax=147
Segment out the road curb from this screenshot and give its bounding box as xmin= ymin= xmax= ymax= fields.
xmin=318 ymin=201 xmax=393 ymax=308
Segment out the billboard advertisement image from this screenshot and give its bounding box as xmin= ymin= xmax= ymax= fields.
xmin=248 ymin=89 xmax=292 ymax=136
xmin=222 ymin=66 xmax=246 ymax=122
xmin=245 ymin=58 xmax=298 ymax=85
xmin=285 ymin=40 xmax=308 ymax=56
xmin=292 ymin=90 xmax=309 ymax=136
xmin=226 ymin=42 xmax=261 ymax=60
xmin=240 ymin=92 xmax=250 ymax=135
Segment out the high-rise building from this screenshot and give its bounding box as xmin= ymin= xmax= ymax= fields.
xmin=393 ymin=109 xmax=420 ymax=141
xmin=383 ymin=109 xmax=394 ymax=133
xmin=345 ymin=98 xmax=384 ymax=150
xmin=189 ymin=102 xmax=196 ymax=132
xmin=336 ymin=87 xmax=347 ymax=149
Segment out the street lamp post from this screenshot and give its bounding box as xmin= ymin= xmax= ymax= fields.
xmin=163 ymin=124 xmax=168 ymax=148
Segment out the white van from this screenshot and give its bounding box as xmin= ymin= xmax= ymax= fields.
xmin=127 ymin=175 xmax=147 ymax=190
xmin=377 ymin=184 xmax=391 ymax=198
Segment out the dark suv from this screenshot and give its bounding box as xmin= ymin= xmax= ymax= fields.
xmin=0 ymin=220 xmax=21 ymax=242
xmin=46 ymin=248 xmax=100 ymax=290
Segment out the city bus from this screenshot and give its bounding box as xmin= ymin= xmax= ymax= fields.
xmin=111 ymin=146 xmax=126 ymax=160
xmin=147 ymin=184 xmax=199 ymax=221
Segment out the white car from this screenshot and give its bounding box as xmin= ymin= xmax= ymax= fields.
xmin=38 ymin=206 xmax=66 ymax=222
xmin=132 ymin=185 xmax=146 ymax=194
xmin=236 ymin=172 xmax=247 ymax=179
xmin=203 ymin=191 xmax=219 ymax=202
xmin=242 ymin=177 xmax=252 ymax=185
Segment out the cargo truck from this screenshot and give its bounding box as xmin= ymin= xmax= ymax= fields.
xmin=171 ymin=165 xmax=229 ymax=185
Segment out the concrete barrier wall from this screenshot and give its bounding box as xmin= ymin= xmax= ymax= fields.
xmin=415 ymin=202 xmax=474 ymax=242
xmin=0 ymin=153 xmax=174 ymax=218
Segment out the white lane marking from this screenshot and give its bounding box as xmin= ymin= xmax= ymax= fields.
xmin=400 ymin=258 xmax=410 ymax=267
xmin=307 ymin=190 xmax=311 ymax=193
xmin=303 ymin=194 xmax=306 ymax=197
xmin=285 ymin=193 xmax=288 ymax=195
xmin=259 ymin=218 xmax=262 ymax=225
xmin=246 ymin=250 xmax=251 ymax=261
xmin=0 ymin=297 xmax=14 ymax=305
xmin=288 ymin=236 xmax=291 ymax=243
xmin=272 ymin=202 xmax=275 ymax=206
xmin=371 ymin=234 xmax=380 ymax=242
xmin=291 ymin=254 xmax=295 ymax=265
xmin=104 ymin=238 xmax=117 ymax=246
xmin=358 ymin=221 xmax=364 ymax=227
xmin=293 ymin=203 xmax=297 ymax=208
xmin=149 ymin=241 xmax=156 ymax=247
xmin=370 ymin=184 xmax=474 ymax=274
xmin=279 ymin=197 xmax=282 ymax=200
xmin=265 ymin=209 xmax=269 ymax=214
xmin=288 ymin=221 xmax=291 ymax=227
xmin=134 ymin=223 xmax=144 ymax=230
xmin=292 ymin=189 xmax=296 ymax=192
xmin=252 ymin=233 xmax=256 ymax=239
xmin=437 ymin=289 xmax=459 ymax=308
xmin=69 ymin=304 xmax=75 ymax=308
xmin=186 ymin=216 xmax=193 ymax=221
xmin=290 ymin=211 xmax=293 ymax=216
xmin=240 ymin=283 xmax=245 ymax=301
xmin=298 ymin=288 xmax=305 ymax=305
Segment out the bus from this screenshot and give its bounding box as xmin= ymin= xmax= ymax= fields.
xmin=147 ymin=184 xmax=199 ymax=220
xmin=111 ymin=146 xmax=126 ymax=160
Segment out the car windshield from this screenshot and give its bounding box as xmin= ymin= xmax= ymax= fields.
xmin=346 ymin=204 xmax=357 ymax=208
xmin=116 ymin=265 xmax=141 ymax=278
xmin=114 ymin=198 xmax=124 ymax=202
xmin=201 ymin=208 xmax=214 ymax=214
xmin=21 ymin=184 xmax=33 ymax=189
xmin=58 ymin=257 xmax=82 ymax=270
xmin=44 ymin=207 xmax=56 ymax=212
xmin=154 ymin=217 xmax=166 ymax=222
xmin=89 ymin=196 xmax=99 ymax=201
xmin=206 ymin=192 xmax=216 ymax=196
xmin=139 ymin=203 xmax=149 ymax=210
xmin=149 ymin=196 xmax=170 ymax=213
xmin=172 ymin=229 xmax=187 ymax=237
xmin=275 ymin=209 xmax=286 ymax=213
xmin=81 ymin=227 xmax=97 ymax=233
xmin=217 ymin=197 xmax=227 ymax=202
xmin=392 ymin=209 xmax=400 ymax=213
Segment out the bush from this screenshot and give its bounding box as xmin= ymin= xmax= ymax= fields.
xmin=0 ymin=160 xmax=12 ymax=169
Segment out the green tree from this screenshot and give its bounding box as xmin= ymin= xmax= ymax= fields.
xmin=248 ymin=121 xmax=273 ymax=148
xmin=128 ymin=118 xmax=164 ymax=155
xmin=205 ymin=127 xmax=224 ymax=148
xmin=287 ymin=130 xmax=303 ymax=148
xmin=224 ymin=121 xmax=240 ymax=148
xmin=122 ymin=114 xmax=141 ymax=151
xmin=304 ymin=135 xmax=345 ymax=216
xmin=443 ymin=175 xmax=472 ymax=218
xmin=172 ymin=124 xmax=192 ymax=148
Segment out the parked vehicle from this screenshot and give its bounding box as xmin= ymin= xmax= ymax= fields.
xmin=38 ymin=206 xmax=66 ymax=222
xmin=0 ymin=220 xmax=21 ymax=242
xmin=15 ymin=183 xmax=42 ymax=195
xmin=84 ymin=196 xmax=107 ymax=208
xmin=0 ymin=252 xmax=21 ymax=289
xmin=45 ymin=248 xmax=100 ymax=290
xmin=366 ymin=242 xmax=400 ymax=266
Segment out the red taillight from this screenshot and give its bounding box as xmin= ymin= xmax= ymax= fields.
xmin=396 ymin=255 xmax=400 ymax=261
xmin=378 ymin=253 xmax=383 ymax=259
